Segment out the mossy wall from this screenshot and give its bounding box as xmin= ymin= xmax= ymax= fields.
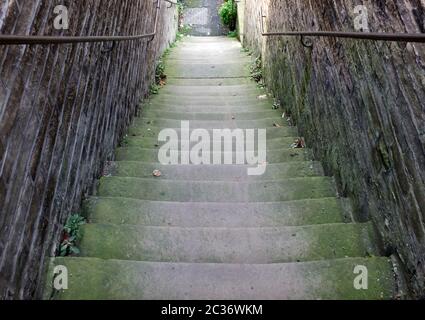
xmin=0 ymin=0 xmax=177 ymax=299
xmin=243 ymin=0 xmax=425 ymax=298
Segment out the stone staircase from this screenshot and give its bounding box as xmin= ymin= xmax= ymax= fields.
xmin=44 ymin=37 xmax=397 ymax=300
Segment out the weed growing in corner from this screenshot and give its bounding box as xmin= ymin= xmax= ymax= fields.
xmin=150 ymin=83 xmax=161 ymax=95
xmin=58 ymin=214 xmax=86 ymax=257
xmin=250 ymin=56 xmax=264 ymax=87
xmin=155 ymin=59 xmax=167 ymax=87
xmin=228 ymin=30 xmax=238 ymax=38
xmin=241 ymin=47 xmax=252 ymax=55
xmin=149 ymin=10 xmax=191 ymax=96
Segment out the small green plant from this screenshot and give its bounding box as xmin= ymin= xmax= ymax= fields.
xmin=150 ymin=83 xmax=160 ymax=95
xmin=241 ymin=47 xmax=252 ymax=55
xmin=120 ymin=134 xmax=129 ymax=146
xmin=250 ymin=56 xmax=263 ymax=85
xmin=219 ymin=0 xmax=237 ymax=31
xmin=180 ymin=24 xmax=192 ymax=36
xmin=155 ymin=60 xmax=166 ymax=86
xmin=59 ymin=214 xmax=86 ymax=257
xmin=227 ymin=30 xmax=238 ymax=38
xmin=148 ymin=2 xmax=191 ymax=97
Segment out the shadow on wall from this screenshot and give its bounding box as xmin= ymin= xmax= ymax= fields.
xmin=182 ymin=0 xmax=227 ymax=36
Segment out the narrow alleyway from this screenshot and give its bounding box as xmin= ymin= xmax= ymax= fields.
xmin=45 ymin=37 xmax=397 ymax=300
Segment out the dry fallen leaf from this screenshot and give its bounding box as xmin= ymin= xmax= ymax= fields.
xmin=152 ymin=170 xmax=162 ymax=177
xmin=291 ymin=138 xmax=306 ymax=149
xmin=273 ymin=123 xmax=282 ymax=128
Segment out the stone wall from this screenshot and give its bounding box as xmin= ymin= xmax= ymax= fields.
xmin=0 ymin=0 xmax=177 ymax=299
xmin=243 ymin=0 xmax=425 ymax=298
xmin=183 ymin=0 xmax=226 ymax=36
xmin=236 ymin=0 xmax=246 ymax=43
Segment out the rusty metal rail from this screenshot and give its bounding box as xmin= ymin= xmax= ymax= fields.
xmin=0 ymin=0 xmax=177 ymax=46
xmin=259 ymin=9 xmax=425 ymax=43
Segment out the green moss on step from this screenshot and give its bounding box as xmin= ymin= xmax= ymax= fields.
xmin=83 ymin=197 xmax=345 ymax=227
xmin=97 ymin=176 xmax=336 ymax=202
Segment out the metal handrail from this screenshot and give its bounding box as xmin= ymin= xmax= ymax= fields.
xmin=259 ymin=9 xmax=425 ymax=43
xmin=163 ymin=0 xmax=178 ymax=7
xmin=0 ymin=0 xmax=177 ymax=45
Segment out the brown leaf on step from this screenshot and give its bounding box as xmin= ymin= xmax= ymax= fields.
xmin=291 ymin=138 xmax=306 ymax=149
xmin=152 ymin=170 xmax=162 ymax=177
xmin=273 ymin=123 xmax=282 ymax=128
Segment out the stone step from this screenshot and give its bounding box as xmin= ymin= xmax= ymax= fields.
xmin=115 ymin=147 xmax=310 ymax=163
xmin=159 ymin=84 xmax=264 ymax=95
xmin=121 ymin=136 xmax=299 ymax=151
xmin=168 ymin=50 xmax=247 ymax=59
xmin=166 ymin=62 xmax=250 ymax=79
xmin=84 ymin=197 xmax=348 ymax=227
xmin=97 ymin=176 xmax=336 ymax=202
xmin=154 ymin=91 xmax=265 ymax=100
xmin=165 ymin=55 xmax=253 ymax=64
xmin=168 ymin=47 xmax=246 ymax=56
xmin=141 ymin=110 xmax=283 ymax=121
xmin=171 ymin=44 xmax=245 ymax=51
xmin=45 ymin=257 xmax=396 ymax=300
xmin=172 ymin=43 xmax=243 ymax=51
xmin=147 ymin=95 xmax=275 ymax=107
xmin=166 ymin=78 xmax=255 ymax=86
xmin=105 ymin=161 xmax=323 ymax=181
xmin=144 ymin=101 xmax=276 ymax=113
xmin=142 ymin=105 xmax=280 ymax=115
xmin=166 ymin=41 xmax=249 ymax=51
xmin=182 ymin=36 xmax=241 ymax=43
xmin=175 ymin=41 xmax=242 ymax=48
xmin=133 ymin=117 xmax=288 ymax=129
xmin=127 ymin=125 xmax=298 ymax=139
xmin=78 ymin=223 xmax=378 ymax=263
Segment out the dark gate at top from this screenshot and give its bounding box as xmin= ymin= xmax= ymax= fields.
xmin=182 ymin=0 xmax=226 ymax=36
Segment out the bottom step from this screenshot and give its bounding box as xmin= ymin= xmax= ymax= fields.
xmin=45 ymin=257 xmax=396 ymax=300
